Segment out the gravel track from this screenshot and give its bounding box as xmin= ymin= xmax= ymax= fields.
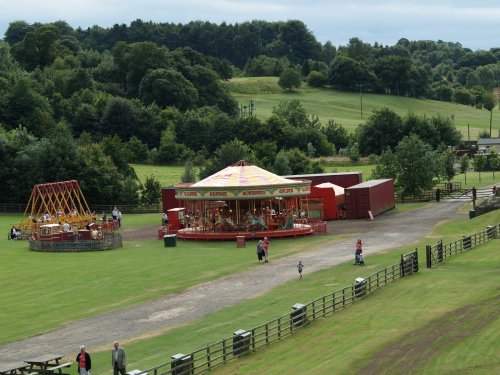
xmin=0 ymin=201 xmax=464 ymax=363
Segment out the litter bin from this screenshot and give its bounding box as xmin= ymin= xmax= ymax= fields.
xmin=486 ymin=225 xmax=496 ymax=239
xmin=236 ymin=235 xmax=245 ymax=248
xmin=171 ymin=353 xmax=193 ymax=375
xmin=469 ymin=210 xmax=475 ymax=219
xmin=232 ymin=329 xmax=251 ymax=356
xmin=462 ymin=235 xmax=471 ymax=250
xmin=290 ymin=303 xmax=307 ymax=327
xmin=354 ymin=277 xmax=367 ymax=298
xmin=164 ymin=234 xmax=177 ymax=247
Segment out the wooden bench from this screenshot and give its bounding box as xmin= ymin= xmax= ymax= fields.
xmin=45 ymin=363 xmax=72 ymax=374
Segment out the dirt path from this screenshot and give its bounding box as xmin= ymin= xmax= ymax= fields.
xmin=0 ymin=201 xmax=464 ymax=363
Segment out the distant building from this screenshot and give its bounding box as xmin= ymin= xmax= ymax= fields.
xmin=477 ymin=138 xmax=500 ymax=154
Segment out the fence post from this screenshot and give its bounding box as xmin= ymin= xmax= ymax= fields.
xmin=437 ymin=240 xmax=443 ymax=262
xmin=400 ymin=254 xmax=405 ymax=277
xmin=413 ymin=249 xmax=419 ymax=273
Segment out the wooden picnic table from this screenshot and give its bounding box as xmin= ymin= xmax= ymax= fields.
xmin=0 ymin=362 xmax=30 ymax=375
xmin=24 ymin=354 xmax=71 ymax=375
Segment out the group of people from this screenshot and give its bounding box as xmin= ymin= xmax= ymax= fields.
xmin=74 ymin=341 xmax=127 ymax=375
xmin=256 ymin=237 xmax=270 ymax=263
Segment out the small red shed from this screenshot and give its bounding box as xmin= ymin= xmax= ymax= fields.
xmin=344 ymin=179 xmax=395 ymax=219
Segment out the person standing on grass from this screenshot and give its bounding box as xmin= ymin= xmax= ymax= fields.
xmin=112 ymin=341 xmax=126 ymax=375
xmin=355 ymin=239 xmax=363 ymax=265
xmin=297 ymin=260 xmax=305 ymax=278
xmin=256 ymin=240 xmax=265 ymax=263
xmin=76 ymin=345 xmax=91 ymax=375
xmin=263 ymin=237 xmax=270 ymax=262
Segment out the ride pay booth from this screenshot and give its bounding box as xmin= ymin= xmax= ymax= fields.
xmin=167 ymin=208 xmax=186 ymax=233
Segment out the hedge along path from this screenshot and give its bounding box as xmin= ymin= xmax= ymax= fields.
xmin=0 ymin=201 xmax=464 ymax=363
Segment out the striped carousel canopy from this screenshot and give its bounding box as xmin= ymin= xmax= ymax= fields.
xmin=175 ymin=160 xmax=311 ymax=200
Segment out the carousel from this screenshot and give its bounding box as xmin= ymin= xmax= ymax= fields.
xmin=172 ymin=160 xmax=325 ymax=240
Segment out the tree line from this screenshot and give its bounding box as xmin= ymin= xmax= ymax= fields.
xmin=1 ymin=19 xmax=498 ymax=203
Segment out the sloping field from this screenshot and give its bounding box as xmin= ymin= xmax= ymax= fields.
xmin=228 ymin=77 xmax=498 ymax=139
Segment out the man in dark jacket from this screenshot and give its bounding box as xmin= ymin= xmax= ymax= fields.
xmin=112 ymin=341 xmax=126 ymax=375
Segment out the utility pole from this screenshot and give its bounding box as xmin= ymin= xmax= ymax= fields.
xmin=356 ymin=83 xmax=365 ymax=118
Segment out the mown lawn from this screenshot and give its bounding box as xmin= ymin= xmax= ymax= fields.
xmin=0 ymin=213 xmax=346 ymax=345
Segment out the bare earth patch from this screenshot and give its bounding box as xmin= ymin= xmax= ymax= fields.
xmin=357 ymin=294 xmax=500 ymax=375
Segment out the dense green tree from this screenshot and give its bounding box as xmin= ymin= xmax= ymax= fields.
xmin=374 ymin=56 xmax=412 ymax=95
xmin=139 ymin=68 xmax=198 ymax=110
xmin=453 ymin=87 xmax=474 ymax=105
xmin=11 ymin=25 xmax=62 ymax=70
xmin=278 ymin=67 xmax=302 ymax=91
xmin=200 ymin=139 xmax=254 ymax=179
xmin=181 ymin=159 xmax=197 ymax=183
xmin=440 ymin=148 xmax=456 ymax=182
xmin=374 ymin=134 xmax=438 ymax=195
xmin=306 ymin=71 xmax=327 ymax=87
xmin=127 ymin=136 xmax=149 ymax=162
xmin=357 ymin=108 xmax=404 ymax=155
xmin=430 ymin=115 xmax=462 ymax=147
xmin=140 ymin=175 xmax=162 ymax=205
xmin=328 ymin=53 xmax=373 ymax=90
xmin=72 ymin=103 xmax=100 ymax=137
xmin=273 ymin=149 xmax=292 ymax=175
xmin=100 ymin=96 xmax=139 ymax=140
xmin=158 ymin=128 xmax=178 ymax=164
xmin=100 ymin=135 xmax=134 ymax=176
xmin=322 ymin=120 xmax=349 ymax=152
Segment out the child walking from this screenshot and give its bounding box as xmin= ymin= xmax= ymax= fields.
xmin=297 ymin=260 xmax=305 ymax=279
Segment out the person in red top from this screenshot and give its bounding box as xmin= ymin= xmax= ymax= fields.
xmin=76 ymin=345 xmax=91 ymax=375
xmin=354 ymin=239 xmax=363 ymax=265
xmin=262 ymin=237 xmax=270 ymax=263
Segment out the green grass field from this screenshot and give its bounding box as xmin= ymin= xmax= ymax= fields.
xmin=1 ymin=207 xmax=498 ymax=374
xmin=227 ymin=77 xmax=499 ymax=139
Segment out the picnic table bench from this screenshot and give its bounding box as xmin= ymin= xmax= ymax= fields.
xmin=0 ymin=362 xmax=30 ymax=375
xmin=24 ymin=355 xmax=71 ymax=375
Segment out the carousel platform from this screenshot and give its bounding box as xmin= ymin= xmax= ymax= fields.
xmin=176 ymin=221 xmax=325 ymax=241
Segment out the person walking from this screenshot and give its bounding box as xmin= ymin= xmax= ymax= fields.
xmin=263 ymin=237 xmax=270 ymax=263
xmin=76 ymin=345 xmax=91 ymax=375
xmin=112 ymin=341 xmax=126 ymax=375
xmin=354 ymin=239 xmax=363 ymax=265
xmin=297 ymin=260 xmax=305 ymax=279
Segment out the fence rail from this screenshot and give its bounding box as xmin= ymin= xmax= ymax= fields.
xmin=140 ymin=250 xmax=419 ymax=375
xmin=426 ymin=223 xmax=498 ymax=268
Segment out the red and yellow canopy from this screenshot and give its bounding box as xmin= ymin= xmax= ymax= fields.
xmin=175 ymin=161 xmax=311 ymax=200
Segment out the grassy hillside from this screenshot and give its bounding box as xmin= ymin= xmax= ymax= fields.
xmin=227 ymin=77 xmax=499 ymax=139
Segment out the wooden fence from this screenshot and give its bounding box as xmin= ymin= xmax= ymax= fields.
xmin=425 ymin=223 xmax=498 ymax=268
xmin=138 ymin=250 xmax=419 ymax=375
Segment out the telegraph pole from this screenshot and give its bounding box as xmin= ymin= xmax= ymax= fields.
xmin=356 ymin=83 xmax=365 ymax=117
